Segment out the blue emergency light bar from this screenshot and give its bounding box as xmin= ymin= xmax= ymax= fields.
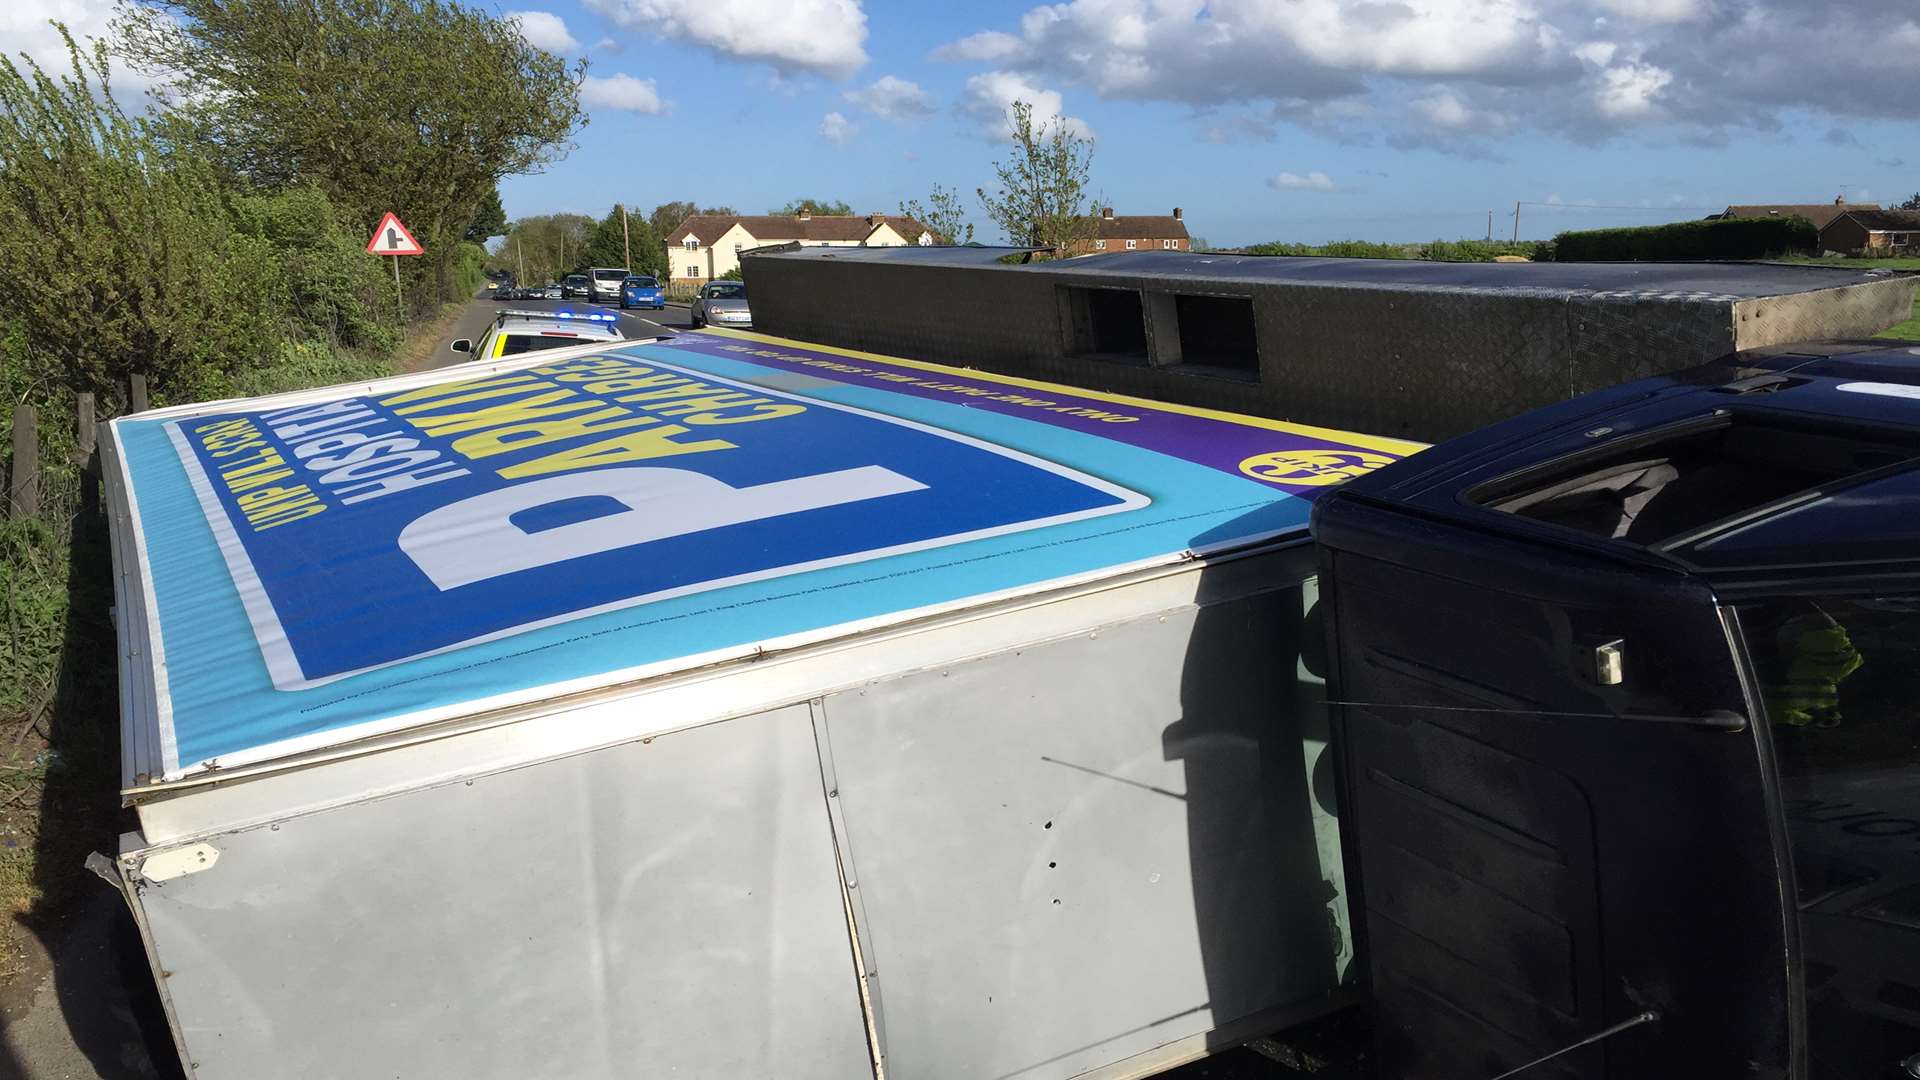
xmin=497 ymin=309 xmax=619 ymax=324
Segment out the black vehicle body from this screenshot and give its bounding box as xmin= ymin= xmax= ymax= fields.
xmin=1314 ymin=340 xmax=1920 ymax=1080
xmin=562 ymin=274 xmax=590 ymax=300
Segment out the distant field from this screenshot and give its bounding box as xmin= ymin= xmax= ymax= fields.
xmin=1773 ymin=255 xmax=1920 ymax=339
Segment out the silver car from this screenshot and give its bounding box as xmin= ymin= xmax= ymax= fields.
xmin=690 ymin=281 xmax=751 ymax=329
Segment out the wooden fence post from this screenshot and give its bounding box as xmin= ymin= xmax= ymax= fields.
xmin=8 ymin=404 xmax=37 ymax=518
xmin=129 ymin=373 xmax=149 ymax=413
xmin=74 ymin=393 xmax=96 ymax=463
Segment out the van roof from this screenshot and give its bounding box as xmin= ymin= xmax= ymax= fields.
xmin=105 ymin=330 xmax=1417 ymax=786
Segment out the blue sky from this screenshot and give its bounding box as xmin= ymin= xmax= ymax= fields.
xmin=14 ymin=0 xmax=1917 ymax=247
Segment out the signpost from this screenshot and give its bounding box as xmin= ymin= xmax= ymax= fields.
xmin=366 ymin=212 xmax=424 ymax=320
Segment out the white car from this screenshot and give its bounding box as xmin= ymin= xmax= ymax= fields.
xmin=588 ymin=267 xmax=629 ymax=305
xmin=449 ymin=309 xmax=625 ymax=361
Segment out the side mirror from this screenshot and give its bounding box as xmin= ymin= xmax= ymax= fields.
xmin=450 ymin=339 xmax=471 ymax=353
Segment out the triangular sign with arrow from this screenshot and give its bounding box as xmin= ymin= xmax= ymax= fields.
xmin=366 ymin=212 xmax=424 ymax=256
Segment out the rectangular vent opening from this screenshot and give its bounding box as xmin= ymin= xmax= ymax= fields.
xmin=1062 ymin=286 xmax=1148 ymax=365
xmin=1170 ymin=294 xmax=1259 ymax=380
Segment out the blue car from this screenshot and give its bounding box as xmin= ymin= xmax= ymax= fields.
xmin=620 ymin=275 xmax=665 ymax=310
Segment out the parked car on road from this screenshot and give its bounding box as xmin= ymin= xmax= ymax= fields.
xmin=543 ymin=285 xmax=563 ymax=300
xmin=589 ymin=267 xmax=629 ymax=305
xmin=621 ymin=275 xmax=665 ymax=310
xmin=563 ymin=273 xmax=590 ymax=300
xmin=690 ymin=280 xmax=751 ymax=329
xmin=449 ymin=308 xmax=625 ymax=361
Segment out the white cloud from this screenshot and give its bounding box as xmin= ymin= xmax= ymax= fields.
xmin=1594 ymin=62 xmax=1672 ymax=119
xmin=932 ymin=30 xmax=1025 ymax=63
xmin=961 ymin=71 xmax=1093 ymax=140
xmin=844 ymin=75 xmax=934 ymax=120
xmin=583 ymin=0 xmax=868 ymax=78
xmin=819 ymin=110 xmax=856 ymax=144
xmin=0 ymin=0 xmax=157 ymax=97
xmin=1572 ymin=41 xmax=1618 ymax=67
xmin=580 ymin=73 xmax=668 ymax=114
xmin=1593 ymin=0 xmax=1710 ymax=22
xmin=1409 ymin=90 xmax=1510 ymax=133
xmin=933 ymin=0 xmax=1920 ymax=145
xmin=1269 ymin=171 xmax=1337 ymax=192
xmin=504 ymin=11 xmax=580 ymax=53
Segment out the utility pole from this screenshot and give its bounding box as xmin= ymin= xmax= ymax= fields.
xmin=1487 ymin=210 xmax=1493 ymax=242
xmin=516 ymin=239 xmax=525 ymax=284
xmin=1512 ymin=201 xmax=1522 ymax=243
xmin=621 ymin=204 xmax=632 ymax=270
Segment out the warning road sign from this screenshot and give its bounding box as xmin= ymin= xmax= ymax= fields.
xmin=366 ymin=212 xmax=424 ymax=256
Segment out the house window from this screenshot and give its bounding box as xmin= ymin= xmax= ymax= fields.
xmin=1125 ymin=239 xmax=1138 ymax=250
xmin=1095 ymin=239 xmax=1107 ymax=250
xmin=1163 ymin=239 xmax=1176 ymax=249
xmin=683 ymin=237 xmax=698 ymax=250
xmin=686 ymin=264 xmax=700 ymax=278
xmin=734 ymin=243 xmax=742 ymax=253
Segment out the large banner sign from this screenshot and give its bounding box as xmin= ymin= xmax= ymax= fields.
xmin=168 ymin=352 xmax=1148 ymax=688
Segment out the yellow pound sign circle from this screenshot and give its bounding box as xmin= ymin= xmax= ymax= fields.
xmin=1239 ymin=448 xmax=1396 ymax=487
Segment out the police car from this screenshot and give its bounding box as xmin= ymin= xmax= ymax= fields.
xmin=448 ymin=309 xmax=626 ymax=361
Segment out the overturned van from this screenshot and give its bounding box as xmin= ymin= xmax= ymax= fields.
xmin=99 ymin=328 xmax=1420 ymax=1079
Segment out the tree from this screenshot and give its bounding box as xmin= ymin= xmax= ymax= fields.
xmin=0 ymin=33 xmax=395 ymax=406
xmin=649 ymin=201 xmax=738 ymax=238
xmin=976 ymin=100 xmax=1096 ymax=254
xmin=773 ymin=197 xmax=854 ymax=216
xmin=899 ymin=184 xmax=973 ymax=245
xmin=575 ymin=203 xmax=665 ymax=278
xmin=464 ymin=187 xmax=508 ymax=244
xmin=1899 ymin=192 xmax=1920 ymax=211
xmin=487 ymin=212 xmax=593 ymax=284
xmin=116 ymin=0 xmax=585 ymax=306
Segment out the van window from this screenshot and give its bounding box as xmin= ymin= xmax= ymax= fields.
xmin=592 ymin=269 xmax=628 ymax=282
xmin=1738 ymin=592 xmax=1920 ymax=1078
xmin=1470 ymin=417 xmax=1918 ymax=547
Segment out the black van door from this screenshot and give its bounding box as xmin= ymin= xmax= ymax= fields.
xmin=1313 ymin=496 xmax=1795 ymax=1080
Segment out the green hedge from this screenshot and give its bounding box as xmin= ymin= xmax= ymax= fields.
xmin=1552 ymin=216 xmax=1817 ymax=262
xmin=1242 ymin=238 xmax=1545 ymax=262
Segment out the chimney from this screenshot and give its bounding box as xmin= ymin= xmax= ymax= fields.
xmin=1172 ymin=207 xmax=1182 ymax=221
xmin=1835 ymin=194 xmax=1846 ymax=205
xmin=869 ymin=212 xmax=883 ymax=226
xmin=798 ymin=209 xmax=812 ymax=221
xmin=1101 ymin=206 xmax=1114 ymax=219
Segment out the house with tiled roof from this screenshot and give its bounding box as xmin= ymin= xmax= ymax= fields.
xmin=1711 ymin=197 xmax=1880 ymax=233
xmin=665 ymin=211 xmax=933 ymax=283
xmin=1819 ymin=208 xmax=1920 ymax=255
xmin=1066 ymin=207 xmax=1191 ymax=257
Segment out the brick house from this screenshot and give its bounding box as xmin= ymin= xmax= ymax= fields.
xmin=1069 ymin=207 xmax=1191 ymax=256
xmin=665 ymin=211 xmax=932 ymax=283
xmin=1819 ymin=209 xmax=1920 ymax=255
xmin=1711 ymin=196 xmax=1880 ymax=232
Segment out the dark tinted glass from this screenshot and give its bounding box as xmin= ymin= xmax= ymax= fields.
xmin=1473 ymin=418 xmax=1917 ymax=547
xmin=1686 ymin=467 xmax=1920 ymax=569
xmin=1739 ymin=593 xmax=1920 ymax=1078
xmin=500 ymin=334 xmax=592 ymax=356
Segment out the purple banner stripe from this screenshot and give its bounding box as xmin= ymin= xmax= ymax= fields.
xmin=656 ymin=333 xmax=1415 ymax=494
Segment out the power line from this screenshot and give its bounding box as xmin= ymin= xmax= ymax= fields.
xmin=1514 ymin=201 xmax=1722 ymax=211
